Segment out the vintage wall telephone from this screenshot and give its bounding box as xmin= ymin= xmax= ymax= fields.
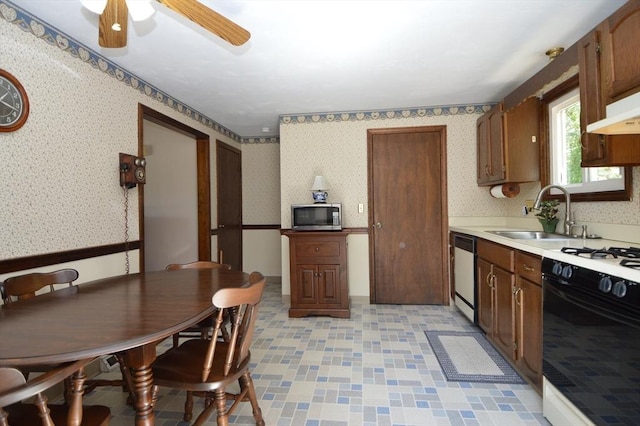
xmin=119 ymin=152 xmax=146 ymax=189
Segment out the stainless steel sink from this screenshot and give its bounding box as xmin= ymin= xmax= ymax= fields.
xmin=487 ymin=230 xmax=576 ymax=240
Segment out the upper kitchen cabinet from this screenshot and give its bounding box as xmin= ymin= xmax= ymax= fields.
xmin=601 ymin=0 xmax=640 ymax=103
xmin=477 ymin=103 xmax=504 ymax=185
xmin=477 ymin=97 xmax=540 ymax=186
xmin=578 ymin=0 xmax=640 ymax=167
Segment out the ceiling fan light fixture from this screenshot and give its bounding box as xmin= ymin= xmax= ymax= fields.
xmin=127 ymin=0 xmax=155 ymax=22
xmin=81 ymin=0 xmax=154 ymax=21
xmin=81 ymin=0 xmax=107 ymax=14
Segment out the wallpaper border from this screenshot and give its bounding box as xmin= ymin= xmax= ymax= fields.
xmin=280 ymin=104 xmax=493 ymax=126
xmin=1 ymin=0 xmax=492 ymax=144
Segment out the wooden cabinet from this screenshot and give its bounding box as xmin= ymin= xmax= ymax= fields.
xmin=287 ymin=231 xmax=350 ymax=318
xmin=477 ymin=97 xmax=540 ymax=186
xmin=578 ymin=0 xmax=640 ymax=167
xmin=477 ymin=103 xmax=504 ymax=185
xmin=477 ymin=239 xmax=543 ymax=393
xmin=476 ymin=239 xmax=515 ymax=357
xmin=601 ymin=0 xmax=640 ymax=103
xmin=514 ymin=251 xmax=542 ymax=391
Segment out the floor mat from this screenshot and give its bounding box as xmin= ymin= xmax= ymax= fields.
xmin=424 ymin=330 xmax=526 ymax=384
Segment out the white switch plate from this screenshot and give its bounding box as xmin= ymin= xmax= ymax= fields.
xmin=358 ymin=203 xmax=364 ymax=213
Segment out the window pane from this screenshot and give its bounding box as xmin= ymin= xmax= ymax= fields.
xmin=549 ymin=88 xmax=623 ymax=194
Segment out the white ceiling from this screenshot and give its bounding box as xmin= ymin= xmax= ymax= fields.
xmin=11 ymin=0 xmax=626 ymax=138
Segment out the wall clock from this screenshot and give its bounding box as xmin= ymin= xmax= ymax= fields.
xmin=0 ymin=69 xmax=30 ymax=133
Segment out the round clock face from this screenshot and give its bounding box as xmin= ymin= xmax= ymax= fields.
xmin=0 ymin=70 xmax=29 ymax=132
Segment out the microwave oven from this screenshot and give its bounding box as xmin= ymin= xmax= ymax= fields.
xmin=291 ymin=204 xmax=342 ymax=231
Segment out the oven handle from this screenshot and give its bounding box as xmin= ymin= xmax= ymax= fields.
xmin=544 ymin=279 xmax=640 ymax=328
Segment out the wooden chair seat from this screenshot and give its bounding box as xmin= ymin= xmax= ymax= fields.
xmin=152 ymin=272 xmax=266 ymax=425
xmin=0 ymin=358 xmax=111 ymax=426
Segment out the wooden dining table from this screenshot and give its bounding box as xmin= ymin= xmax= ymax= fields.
xmin=0 ymin=267 xmax=250 ymax=426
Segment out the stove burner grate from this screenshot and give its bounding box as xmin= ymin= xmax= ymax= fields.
xmin=560 ymin=247 xmax=618 ymax=259
xmin=609 ymin=247 xmax=640 ymax=259
xmin=620 ymin=259 xmax=640 ymax=269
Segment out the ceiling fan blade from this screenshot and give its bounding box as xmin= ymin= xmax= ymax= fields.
xmin=99 ymin=0 xmax=128 ymax=48
xmin=156 ymin=0 xmax=250 ymax=46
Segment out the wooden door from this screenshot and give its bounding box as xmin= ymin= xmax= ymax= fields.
xmin=602 ymin=0 xmax=640 ymax=102
xmin=477 ymin=258 xmax=493 ymax=334
xmin=296 ymin=265 xmax=317 ymax=304
xmin=367 ymin=126 xmax=448 ymax=305
xmin=318 ymin=264 xmax=340 ymax=305
xmin=216 ymin=141 xmax=242 ymax=271
xmin=488 ymin=105 xmax=504 ymax=182
xmin=493 ymin=265 xmax=515 ymax=358
xmin=578 ymin=30 xmax=606 ymax=165
xmin=516 ymin=277 xmax=542 ymax=386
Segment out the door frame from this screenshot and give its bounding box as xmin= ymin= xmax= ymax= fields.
xmin=366 ymin=125 xmax=449 ymax=304
xmin=137 ymin=104 xmax=212 ymax=271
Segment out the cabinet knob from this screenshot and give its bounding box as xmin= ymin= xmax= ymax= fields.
xmin=315 ymin=247 xmax=320 ymax=252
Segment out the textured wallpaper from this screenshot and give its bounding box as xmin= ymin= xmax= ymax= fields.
xmin=0 ymin=14 xmax=238 ymax=259
xmin=242 ymin=143 xmax=281 ymax=224
xmin=280 ymin=110 xmax=508 ymax=228
xmin=280 ymin=111 xmax=640 ymax=228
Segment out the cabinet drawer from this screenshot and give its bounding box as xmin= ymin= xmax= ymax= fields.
xmin=295 ymin=240 xmax=342 ymax=258
xmin=516 ymin=251 xmax=542 ymax=285
xmin=477 ymin=239 xmax=514 ymax=272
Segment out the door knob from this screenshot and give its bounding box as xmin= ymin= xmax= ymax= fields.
xmin=375 ymin=222 xmax=382 ymax=229
xmin=219 ymin=224 xmax=225 ymax=228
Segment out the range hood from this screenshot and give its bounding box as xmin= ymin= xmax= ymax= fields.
xmin=586 ymin=91 xmax=640 ymax=135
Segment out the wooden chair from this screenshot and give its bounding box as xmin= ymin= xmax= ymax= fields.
xmin=0 ymin=358 xmax=111 ymax=426
xmin=2 ymin=269 xmax=79 ymax=303
xmin=1 ymin=270 xmax=133 ymax=403
xmin=152 ymin=272 xmax=266 ymax=425
xmin=165 ymin=261 xmax=232 ymax=347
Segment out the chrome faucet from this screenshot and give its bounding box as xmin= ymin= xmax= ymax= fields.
xmin=533 ymin=184 xmax=574 ymax=235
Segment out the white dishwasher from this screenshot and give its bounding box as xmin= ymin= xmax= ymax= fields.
xmin=453 ymin=233 xmax=476 ymax=323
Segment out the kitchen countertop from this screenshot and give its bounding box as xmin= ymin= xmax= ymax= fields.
xmin=450 ymin=225 xmax=640 ymax=282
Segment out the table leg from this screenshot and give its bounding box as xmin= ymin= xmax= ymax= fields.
xmin=125 ymin=344 xmax=157 ymax=426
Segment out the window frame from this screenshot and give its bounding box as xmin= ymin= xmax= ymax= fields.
xmin=540 ymin=74 xmax=632 ymax=202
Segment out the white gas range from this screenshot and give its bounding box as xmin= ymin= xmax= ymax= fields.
xmin=541 ymin=244 xmax=639 ymax=282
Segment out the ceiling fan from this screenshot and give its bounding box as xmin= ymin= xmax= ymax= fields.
xmin=82 ymin=0 xmax=250 ymax=48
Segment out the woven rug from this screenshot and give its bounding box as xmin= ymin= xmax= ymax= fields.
xmin=424 ymin=331 xmax=525 ymax=384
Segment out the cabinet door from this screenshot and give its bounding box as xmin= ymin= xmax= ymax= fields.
xmin=493 ymin=266 xmax=515 ymax=358
xmin=477 ymin=258 xmax=493 ymax=334
xmin=488 ymin=108 xmax=505 ymax=182
xmin=515 ymin=276 xmax=542 ymax=388
xmin=579 ymin=30 xmax=607 ymax=165
xmin=503 ymin=97 xmax=540 ymax=183
xmin=602 ymin=0 xmax=640 ymax=102
xmin=477 ymin=104 xmax=504 ymax=185
xmin=477 ymin=114 xmax=490 ymax=184
xmin=317 ymin=264 xmax=341 ymax=305
xmin=295 ymin=264 xmax=318 ymax=305
xmin=579 ymin=28 xmax=640 ymax=166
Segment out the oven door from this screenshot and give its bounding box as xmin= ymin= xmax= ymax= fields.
xmin=543 ymin=277 xmax=640 ymax=426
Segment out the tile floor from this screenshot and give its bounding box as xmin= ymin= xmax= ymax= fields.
xmin=81 ymin=280 xmax=549 ymax=425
